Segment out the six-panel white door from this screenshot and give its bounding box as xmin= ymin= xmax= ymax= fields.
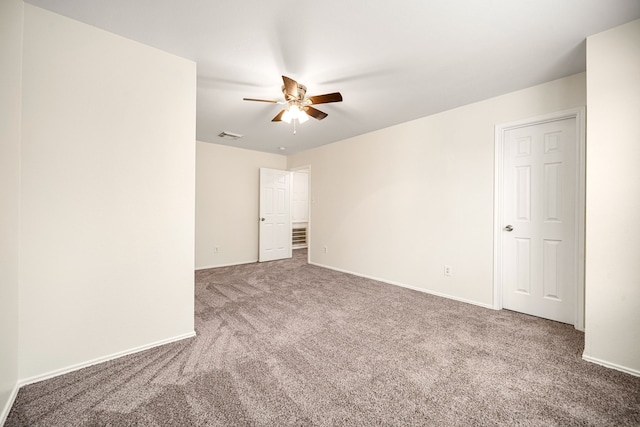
xmin=502 ymin=118 xmax=577 ymax=324
xmin=259 ymin=168 xmax=292 ymax=262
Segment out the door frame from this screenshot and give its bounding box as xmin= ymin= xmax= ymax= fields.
xmin=493 ymin=108 xmax=586 ymax=330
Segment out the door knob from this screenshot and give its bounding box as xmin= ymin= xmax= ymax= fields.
xmin=504 ymin=225 xmax=514 ymax=232
xmin=260 ymin=217 xmax=265 ymax=221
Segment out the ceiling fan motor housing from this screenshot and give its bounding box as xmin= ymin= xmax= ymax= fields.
xmin=282 ymin=83 xmax=307 ymax=101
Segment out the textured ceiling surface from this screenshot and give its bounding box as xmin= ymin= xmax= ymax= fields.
xmin=25 ymin=0 xmax=640 ymax=154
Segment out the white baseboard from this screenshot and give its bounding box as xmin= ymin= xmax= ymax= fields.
xmin=195 ymin=260 xmax=257 ymax=270
xmin=18 ymin=331 xmax=196 ymax=388
xmin=0 ymin=382 xmax=20 ymax=427
xmin=309 ymin=262 xmax=495 ymax=311
xmin=582 ymin=354 xmax=640 ymax=377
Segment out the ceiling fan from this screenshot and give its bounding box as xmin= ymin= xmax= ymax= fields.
xmin=243 ymin=75 xmax=342 ymax=124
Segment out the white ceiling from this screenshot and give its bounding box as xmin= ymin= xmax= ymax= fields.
xmin=25 ymin=0 xmax=640 ymax=154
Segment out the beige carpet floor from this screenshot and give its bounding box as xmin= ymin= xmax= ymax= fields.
xmin=6 ymin=249 xmax=640 ymax=426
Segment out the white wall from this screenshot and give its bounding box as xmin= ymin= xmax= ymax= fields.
xmin=584 ymin=19 xmax=640 ymax=374
xmin=0 ymin=0 xmax=24 ymax=421
xmin=196 ymin=142 xmax=286 ymax=269
xmin=19 ymin=5 xmax=197 ymax=380
xmin=288 ymin=73 xmax=586 ymax=308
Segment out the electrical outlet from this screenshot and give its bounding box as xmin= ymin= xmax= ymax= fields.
xmin=444 ymin=265 xmax=452 ymax=277
xmin=324 ymin=246 xmax=328 ymax=254
xmin=214 ymin=247 xmax=220 ymax=253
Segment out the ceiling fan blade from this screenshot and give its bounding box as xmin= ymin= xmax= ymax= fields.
xmin=243 ymin=97 xmax=279 ymax=103
xmin=304 ymin=106 xmax=328 ymax=120
xmin=272 ymin=109 xmax=286 ymax=122
xmin=307 ymin=92 xmax=343 ymax=105
xmin=282 ymin=75 xmax=299 ymax=100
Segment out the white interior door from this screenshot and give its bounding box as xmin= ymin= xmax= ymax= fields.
xmin=259 ymin=168 xmax=292 ymax=262
xmin=501 ymin=117 xmax=578 ymax=324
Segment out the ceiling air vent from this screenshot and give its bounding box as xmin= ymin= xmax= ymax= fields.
xmin=217 ymin=131 xmax=243 ymax=140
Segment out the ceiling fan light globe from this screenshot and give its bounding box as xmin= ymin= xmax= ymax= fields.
xmin=298 ymin=112 xmax=309 ymax=124
xmin=281 ymin=110 xmax=292 ymax=123
xmin=289 ymin=104 xmax=301 ymax=119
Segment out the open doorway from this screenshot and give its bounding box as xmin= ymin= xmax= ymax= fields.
xmin=290 ymin=166 xmax=311 ymax=264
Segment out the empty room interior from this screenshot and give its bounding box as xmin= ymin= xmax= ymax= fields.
xmin=2 ymin=0 xmax=640 ymax=425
